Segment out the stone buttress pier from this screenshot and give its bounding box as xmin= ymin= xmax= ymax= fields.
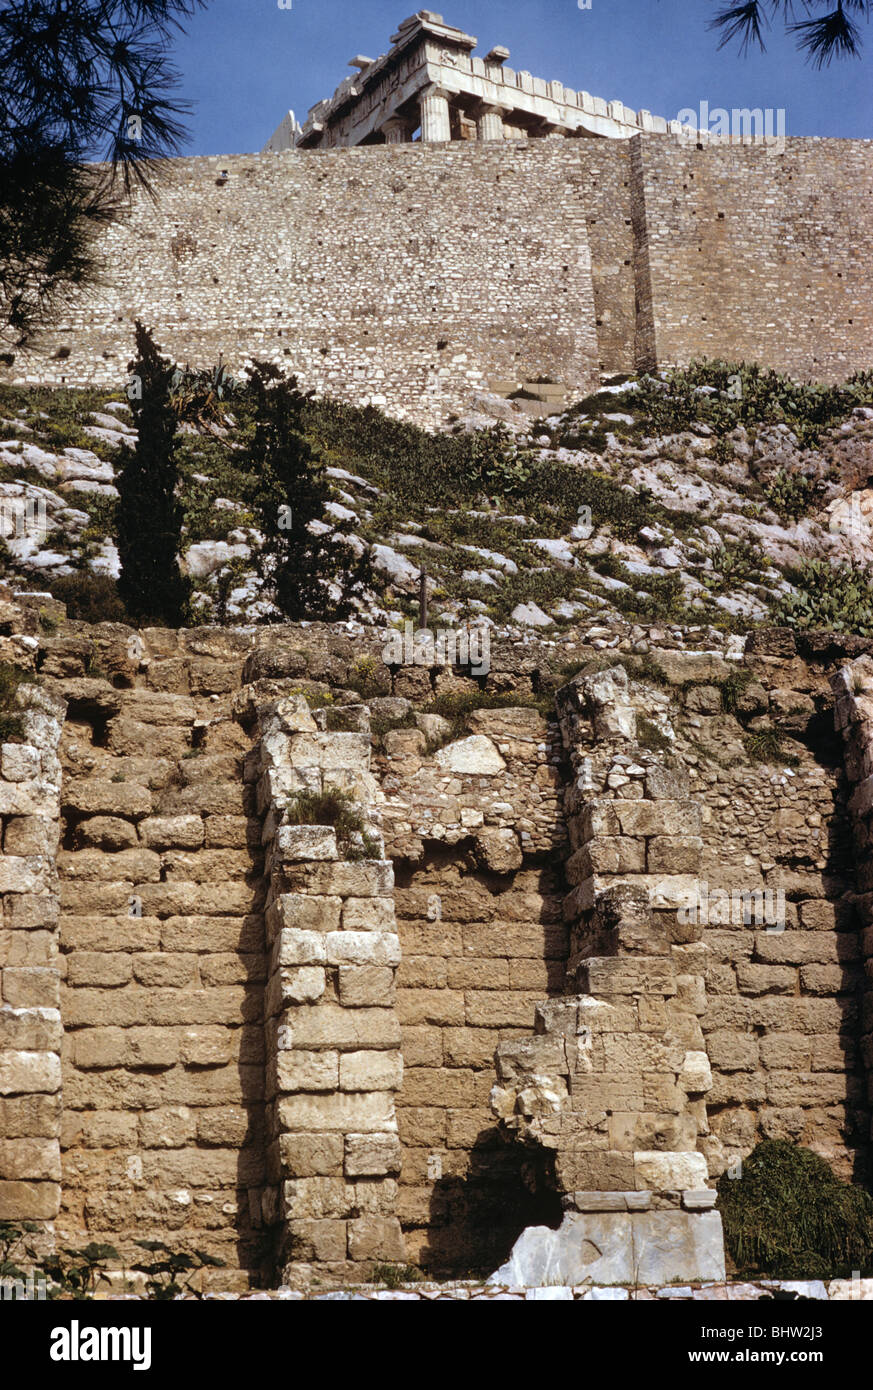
xmin=490 ymin=667 xmax=725 ymax=1286
xmin=256 ymin=695 xmax=405 ymax=1284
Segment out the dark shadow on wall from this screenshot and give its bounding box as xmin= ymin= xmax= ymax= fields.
xmin=794 ymin=705 xmax=869 ymax=1189
xmin=393 ymin=847 xmax=570 ymax=1279
xmin=422 ymin=1131 xmax=563 ymax=1280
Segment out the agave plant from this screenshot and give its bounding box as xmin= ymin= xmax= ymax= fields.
xmin=169 ymin=358 xmax=240 ymax=431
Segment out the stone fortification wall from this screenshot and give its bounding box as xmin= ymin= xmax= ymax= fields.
xmin=636 ymin=137 xmax=873 ymax=383
xmin=5 ymin=136 xmax=873 ymax=424
xmin=3 ymin=143 xmax=601 ymax=428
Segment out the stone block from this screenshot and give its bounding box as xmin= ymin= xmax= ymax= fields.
xmin=347 ymin=1216 xmax=405 ymax=1262
xmin=268 ymin=966 xmax=326 ymax=1009
xmin=339 ymin=1051 xmax=403 ymax=1093
xmin=139 ymin=1107 xmax=195 ymax=1149
xmin=0 ymin=1050 xmax=61 ymax=1095
xmin=0 ymin=858 xmax=44 ymax=895
xmin=276 ymin=825 xmax=338 ymax=862
xmin=179 ymin=1027 xmax=233 ymax=1067
xmin=283 ymin=1219 xmax=347 ymax=1265
xmin=282 ymin=1176 xmax=351 ymax=1221
xmin=342 ymin=898 xmax=395 ymax=932
xmin=2 ymin=968 xmax=60 ymax=1009
xmin=325 ymin=931 xmax=401 ymax=968
xmin=4 ymin=817 xmax=57 ymax=856
xmin=0 ymin=1007 xmax=61 ymax=1053
xmin=275 ymin=1050 xmax=339 ymax=1093
xmin=273 ymin=931 xmax=327 ymax=967
xmin=267 ymin=894 xmax=342 ymax=940
xmin=0 ymin=1179 xmax=60 ymax=1220
xmin=138 ymin=816 xmax=205 ymax=850
xmin=0 ymin=1137 xmax=61 ymax=1181
xmin=1 ymin=744 xmax=41 ymax=782
xmin=634 ymin=1151 xmax=709 ymax=1191
xmin=584 ymin=958 xmax=676 ymax=996
xmin=276 ymin=1090 xmax=396 ymax=1134
xmin=344 ymin=1132 xmax=402 ymax=1178
xmin=338 ymin=966 xmax=395 ymax=1007
xmin=647 ymin=836 xmax=702 ymax=874
xmin=283 ymin=862 xmax=394 ymax=898
xmin=278 ymin=1133 xmax=344 ymax=1178
xmin=613 ymin=800 xmax=702 ymax=838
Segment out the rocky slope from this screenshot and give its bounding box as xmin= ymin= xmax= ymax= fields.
xmin=2 ymin=363 xmax=873 ymax=647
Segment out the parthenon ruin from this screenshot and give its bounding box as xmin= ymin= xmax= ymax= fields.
xmin=263 ymin=9 xmax=677 ymax=152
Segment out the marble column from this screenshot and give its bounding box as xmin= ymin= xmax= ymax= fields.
xmin=419 ymin=84 xmax=452 ymax=143
xmin=476 ymin=103 xmax=509 ymax=142
xmin=381 ymin=116 xmax=413 ymax=145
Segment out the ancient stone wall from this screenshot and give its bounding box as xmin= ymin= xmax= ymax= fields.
xmin=50 ymin=627 xmax=268 ymax=1287
xmin=572 ymin=142 xmax=637 ymax=379
xmin=0 ymin=675 xmax=65 ymax=1239
xmin=2 ymin=611 xmax=873 ymax=1286
xmin=5 ymin=136 xmax=873 ymax=420
xmin=688 ymin=638 xmax=864 ymax=1184
xmin=833 ymin=656 xmax=873 ymax=1185
xmin=4 ymin=143 xmax=601 ymax=427
xmin=636 ymin=137 xmax=873 ymax=384
xmin=255 ymin=692 xmax=405 ymax=1284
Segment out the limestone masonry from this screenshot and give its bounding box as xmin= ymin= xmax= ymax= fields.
xmin=2 ymin=594 xmax=873 ymax=1290
xmin=2 ymin=14 xmax=871 ymax=420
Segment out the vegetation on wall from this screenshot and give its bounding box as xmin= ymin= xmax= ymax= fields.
xmin=776 ymin=560 xmax=873 ymax=637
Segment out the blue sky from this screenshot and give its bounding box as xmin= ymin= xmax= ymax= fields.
xmin=172 ymin=0 xmax=873 ymax=154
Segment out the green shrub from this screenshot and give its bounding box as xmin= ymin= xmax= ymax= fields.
xmin=763 ymin=470 xmax=819 ymax=522
xmin=701 ymin=543 xmax=763 ymax=594
xmin=636 ymin=715 xmax=672 ymax=753
xmin=131 ymin=1240 xmax=225 ymax=1300
xmin=50 ymin=573 xmax=126 ymax=624
xmin=776 ymin=560 xmax=873 ymax=637
xmin=347 ymin=655 xmax=386 ymax=699
xmin=285 ymin=789 xmax=380 ymax=860
xmin=627 ymin=359 xmax=873 ymax=446
xmin=169 ymin=359 xmax=241 ymax=431
xmin=369 ymin=1263 xmax=423 ymax=1289
xmin=286 ymin=789 xmax=364 ymax=838
xmin=718 ymin=668 xmax=753 ymax=714
xmin=718 ymin=1141 xmax=873 ymax=1279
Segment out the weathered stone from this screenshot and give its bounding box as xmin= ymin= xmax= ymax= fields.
xmin=434 ymin=736 xmax=506 ymax=775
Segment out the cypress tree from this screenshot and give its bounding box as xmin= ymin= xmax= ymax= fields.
xmin=117 ymin=322 xmax=188 ymax=625
xmin=248 ymin=362 xmax=371 ymax=621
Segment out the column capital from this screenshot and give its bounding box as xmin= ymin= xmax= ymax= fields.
xmin=381 ymin=116 xmax=413 ymax=144
xmin=419 ymin=82 xmax=452 ymax=102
